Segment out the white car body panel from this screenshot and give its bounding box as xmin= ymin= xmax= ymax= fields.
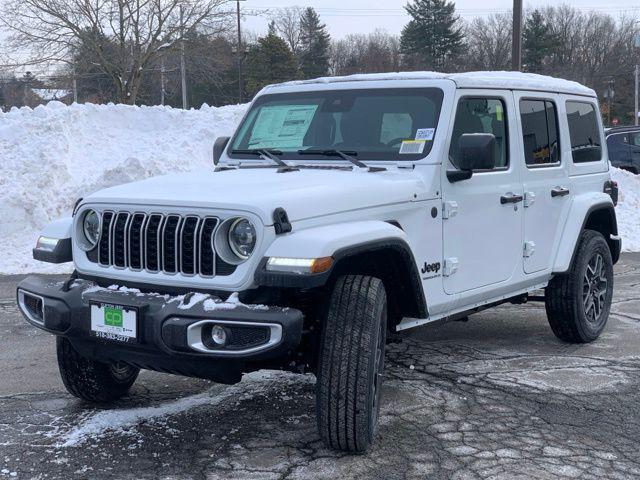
xmin=85 ymin=168 xmax=429 ymax=225
xmin=264 ymin=221 xmax=407 ymax=259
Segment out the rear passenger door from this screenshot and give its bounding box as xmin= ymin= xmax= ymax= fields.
xmin=515 ymin=94 xmax=571 ymax=274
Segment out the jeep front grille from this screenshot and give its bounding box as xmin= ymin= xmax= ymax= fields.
xmin=95 ymin=211 xmax=235 ymax=277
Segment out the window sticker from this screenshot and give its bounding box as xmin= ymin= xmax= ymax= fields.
xmin=415 ymin=128 xmax=435 ymax=141
xmin=399 ymin=140 xmax=426 ymax=154
xmin=495 ymin=103 xmax=504 ymax=121
xmin=248 ymin=105 xmax=318 ymax=149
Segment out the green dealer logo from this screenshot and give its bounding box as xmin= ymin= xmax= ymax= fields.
xmin=104 ymin=307 xmax=123 ymax=327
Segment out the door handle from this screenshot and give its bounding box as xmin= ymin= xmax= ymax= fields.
xmin=551 ymin=186 xmax=570 ymax=198
xmin=500 ymin=193 xmax=524 ymax=204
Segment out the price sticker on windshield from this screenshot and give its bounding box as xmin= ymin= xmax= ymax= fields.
xmin=399 ymin=140 xmax=426 ymax=155
xmin=415 ymin=128 xmax=435 ymax=141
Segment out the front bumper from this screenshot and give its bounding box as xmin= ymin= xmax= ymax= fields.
xmin=16 ymin=275 xmax=303 ymax=383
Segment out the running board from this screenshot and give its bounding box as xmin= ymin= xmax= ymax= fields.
xmin=396 ymin=316 xmax=441 ymax=331
xmin=396 ymin=285 xmax=548 ymax=332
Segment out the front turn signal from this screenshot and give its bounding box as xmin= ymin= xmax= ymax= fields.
xmin=266 ymin=256 xmax=333 ymax=274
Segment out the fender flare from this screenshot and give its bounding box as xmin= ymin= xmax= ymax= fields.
xmin=33 ymin=217 xmax=73 ymax=264
xmin=553 ymin=199 xmax=619 ymax=273
xmin=254 ymin=221 xmax=427 ymax=317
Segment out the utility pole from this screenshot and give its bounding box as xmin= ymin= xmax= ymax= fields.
xmin=179 ymin=4 xmax=188 ymax=109
xmin=72 ymin=69 xmax=78 ymax=103
xmin=160 ymin=59 xmax=166 ymax=106
xmin=511 ymin=0 xmax=523 ymax=71
xmin=634 ymin=30 xmax=640 ymax=126
xmin=236 ymin=0 xmax=244 ymax=104
xmin=635 ymin=64 xmax=639 ymax=126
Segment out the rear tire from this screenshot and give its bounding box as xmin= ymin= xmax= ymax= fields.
xmin=316 ymin=275 xmax=387 ymax=453
xmin=57 ymin=337 xmax=139 ymax=402
xmin=545 ymin=230 xmax=614 ymax=343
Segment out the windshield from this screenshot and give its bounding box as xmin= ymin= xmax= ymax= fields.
xmin=229 ymin=88 xmax=444 ymax=161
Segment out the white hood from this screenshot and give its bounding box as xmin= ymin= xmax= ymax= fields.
xmin=84 ymin=167 xmax=429 ymax=224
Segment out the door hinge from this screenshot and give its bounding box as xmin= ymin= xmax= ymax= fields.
xmin=524 ymin=191 xmax=536 ymax=208
xmin=523 ymin=241 xmax=536 ymax=258
xmin=443 ymin=257 xmax=459 ymax=277
xmin=442 ymin=201 xmax=458 ymax=219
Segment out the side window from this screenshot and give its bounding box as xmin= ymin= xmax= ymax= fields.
xmin=566 ymin=101 xmax=602 ymax=163
xmin=629 ymin=132 xmax=640 ymax=147
xmin=449 ymin=97 xmax=508 ymax=169
xmin=380 ymin=113 xmax=413 ymax=144
xmin=519 ymin=99 xmax=560 ymax=166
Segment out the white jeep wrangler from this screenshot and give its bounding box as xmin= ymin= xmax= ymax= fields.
xmin=17 ymin=72 xmax=620 ymax=453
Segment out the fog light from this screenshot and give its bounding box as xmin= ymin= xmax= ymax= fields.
xmin=211 ymin=325 xmax=227 ymax=346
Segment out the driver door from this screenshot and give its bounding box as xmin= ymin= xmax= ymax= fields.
xmin=442 ymin=91 xmax=523 ymax=295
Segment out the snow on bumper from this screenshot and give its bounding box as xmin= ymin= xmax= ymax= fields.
xmin=16 ymin=276 xmax=303 ymax=382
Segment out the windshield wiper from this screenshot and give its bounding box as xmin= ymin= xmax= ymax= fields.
xmin=231 ymin=148 xmax=288 ymax=168
xmin=298 ymin=149 xmax=368 ymax=169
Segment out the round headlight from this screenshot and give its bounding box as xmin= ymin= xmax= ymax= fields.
xmin=81 ymin=210 xmax=100 ymax=250
xmin=228 ymin=218 xmax=256 ymax=260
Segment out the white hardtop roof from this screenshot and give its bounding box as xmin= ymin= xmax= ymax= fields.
xmin=267 ymin=71 xmax=596 ymax=97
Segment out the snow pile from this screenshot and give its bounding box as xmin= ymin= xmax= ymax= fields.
xmin=611 ymin=167 xmax=640 ymax=252
xmin=0 ymin=101 xmax=248 ymax=273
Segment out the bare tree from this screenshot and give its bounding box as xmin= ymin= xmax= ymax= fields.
xmin=463 ymin=14 xmax=512 ymax=71
xmin=1 ymin=0 xmax=231 ymax=104
xmin=331 ymin=30 xmax=400 ymax=76
xmin=270 ymin=7 xmax=303 ymax=55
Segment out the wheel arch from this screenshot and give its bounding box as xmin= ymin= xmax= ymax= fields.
xmin=553 ymin=200 xmax=620 ymax=273
xmin=328 ymin=239 xmax=428 ymax=325
xmin=256 ymin=221 xmax=428 ymax=325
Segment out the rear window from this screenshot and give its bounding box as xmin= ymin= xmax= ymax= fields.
xmin=566 ymin=101 xmax=602 ymax=163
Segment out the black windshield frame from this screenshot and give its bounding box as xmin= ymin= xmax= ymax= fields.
xmin=227 ymin=88 xmax=444 ymax=162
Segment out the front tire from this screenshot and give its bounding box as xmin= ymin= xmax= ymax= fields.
xmin=545 ymin=230 xmax=614 ymax=343
xmin=316 ymin=275 xmax=387 ymax=453
xmin=57 ymin=337 xmax=139 ymax=402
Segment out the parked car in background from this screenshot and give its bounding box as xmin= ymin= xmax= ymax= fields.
xmin=606 ymin=126 xmax=640 ymax=173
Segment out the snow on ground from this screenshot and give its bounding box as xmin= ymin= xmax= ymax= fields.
xmin=55 ymin=371 xmax=312 ymax=447
xmin=1 ymin=101 xmax=639 ymax=274
xmin=0 ymin=101 xmax=248 ymax=274
xmin=610 ymin=167 xmax=640 ymax=252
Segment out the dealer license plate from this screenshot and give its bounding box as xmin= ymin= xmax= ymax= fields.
xmin=90 ymin=303 xmax=138 ymax=343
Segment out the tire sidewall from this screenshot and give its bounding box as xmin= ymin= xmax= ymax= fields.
xmin=365 ymin=299 xmax=387 ymax=442
xmin=574 ymin=233 xmax=614 ymax=340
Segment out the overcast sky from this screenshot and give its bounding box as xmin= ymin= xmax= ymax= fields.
xmin=2 ymin=0 xmax=639 ymax=75
xmin=243 ymin=0 xmax=640 ymax=38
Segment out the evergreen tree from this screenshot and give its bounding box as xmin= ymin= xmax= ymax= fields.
xmin=244 ymin=32 xmax=298 ymax=97
xmin=298 ymin=7 xmax=331 ymax=79
xmin=400 ymin=0 xmax=464 ymax=70
xmin=523 ymin=10 xmax=557 ymax=73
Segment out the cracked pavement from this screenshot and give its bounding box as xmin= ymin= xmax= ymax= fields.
xmin=1 ymin=254 xmax=640 ymax=479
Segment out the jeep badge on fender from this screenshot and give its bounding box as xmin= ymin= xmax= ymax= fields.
xmin=17 ymin=71 xmax=620 ymax=453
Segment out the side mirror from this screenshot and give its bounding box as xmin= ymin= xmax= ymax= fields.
xmin=447 ymin=133 xmax=496 ymax=183
xmin=458 ymin=133 xmax=496 ymax=170
xmin=213 ymin=136 xmax=230 ymax=165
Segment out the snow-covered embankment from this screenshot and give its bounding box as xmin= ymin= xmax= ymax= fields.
xmin=0 ymin=102 xmax=248 ymax=273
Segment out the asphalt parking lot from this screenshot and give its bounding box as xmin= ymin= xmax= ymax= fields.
xmin=1 ymin=254 xmax=640 ymax=479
